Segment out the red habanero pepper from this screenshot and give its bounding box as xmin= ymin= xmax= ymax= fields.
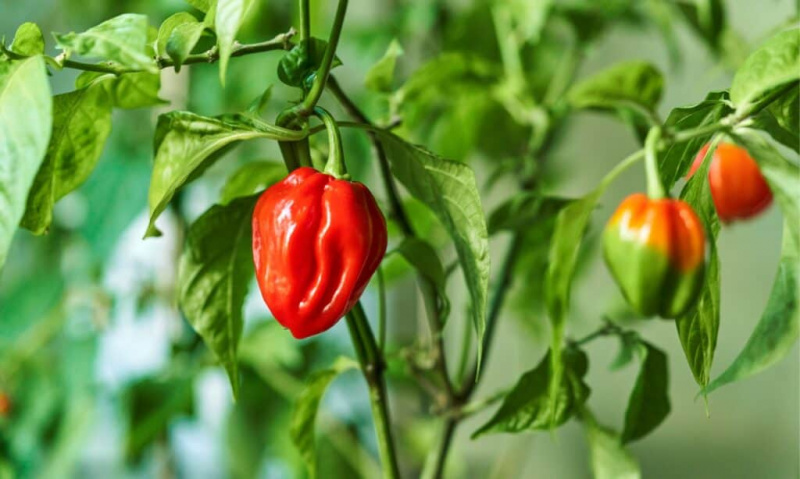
xmin=252 ymin=167 xmax=387 ymax=339
xmin=688 ymin=143 xmax=773 ymax=223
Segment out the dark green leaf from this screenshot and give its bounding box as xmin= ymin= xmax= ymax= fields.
xmin=582 ymin=409 xmax=641 ymax=479
xmin=54 ymin=14 xmax=157 ymax=73
xmin=146 ymin=111 xmax=304 ymax=237
xmin=610 ymin=331 xmax=639 ymax=371
xmin=730 ymin=27 xmax=800 ymax=109
xmin=568 ymin=61 xmax=664 ymax=113
xmin=156 ymin=12 xmax=198 ymax=57
xmin=21 ymin=83 xmax=113 ymax=235
xmin=473 ymin=348 xmax=590 ymax=437
xmin=216 ymin=0 xmax=255 ymax=84
xmin=178 ymin=195 xmax=258 ymax=399
xmin=488 ymin=194 xmax=570 ymax=235
xmin=278 ymin=38 xmax=342 ymax=88
xmin=767 ymin=83 xmax=799 ymax=135
xmin=76 ymin=71 xmax=165 ymax=109
xmin=622 ymin=341 xmax=670 ymax=443
xmin=676 ymin=0 xmax=726 ymax=51
xmin=10 ymin=23 xmax=45 ymax=56
xmin=167 ymin=21 xmax=206 ymax=71
xmin=291 ymin=357 xmax=358 ymax=478
xmin=375 ymin=130 xmax=490 ymax=363
xmin=0 ymin=56 xmax=52 ymax=269
xmin=365 ymin=39 xmax=403 ymax=93
xmin=220 ymin=161 xmax=286 ymax=204
xmin=752 ymin=105 xmax=799 ymax=154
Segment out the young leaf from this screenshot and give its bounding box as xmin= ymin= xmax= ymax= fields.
xmin=178 ymin=195 xmax=258 ymax=399
xmin=219 ymin=161 xmax=286 ymax=204
xmin=0 ymin=56 xmax=52 ymax=269
xmin=10 ymin=22 xmax=45 ymax=56
xmin=473 ymin=348 xmax=590 ymax=437
xmin=156 ymin=12 xmax=198 ymax=57
xmin=166 ymin=21 xmax=206 ymax=71
xmin=185 ymin=0 xmax=213 ymax=12
xmin=21 ymin=83 xmax=113 ymax=235
xmin=365 ymin=39 xmax=403 ymax=93
xmin=375 ymin=130 xmax=490 ymax=363
xmin=291 ymin=357 xmax=358 ymax=478
xmin=622 ymin=341 xmax=670 ymax=443
xmin=146 ymin=111 xmax=304 ymax=237
xmin=730 ymin=26 xmax=800 ymax=110
xmin=568 ymin=61 xmax=664 ymax=113
xmin=54 ymin=14 xmax=158 ymax=73
xmin=215 ymin=0 xmax=254 ymax=85
xmin=582 ymin=409 xmax=641 ymax=479
xmin=278 ymin=38 xmax=343 ymax=88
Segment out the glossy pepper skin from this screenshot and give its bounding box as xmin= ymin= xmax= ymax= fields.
xmin=252 ymin=167 xmax=387 ymax=339
xmin=688 ymin=143 xmax=773 ymax=223
xmin=603 ymin=194 xmax=706 ymax=318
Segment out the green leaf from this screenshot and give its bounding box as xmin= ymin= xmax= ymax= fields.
xmin=473 ymin=348 xmax=590 ymax=437
xmin=77 ymin=71 xmax=165 ymax=109
xmin=185 ymin=0 xmax=213 ymax=12
xmin=278 ymin=38 xmax=342 ymax=88
xmin=488 ymin=194 xmax=570 ymax=235
xmin=291 ymin=357 xmax=358 ymax=478
xmin=247 ymin=84 xmax=273 ymax=115
xmin=676 ymin=0 xmax=726 ymax=51
xmin=219 ymin=161 xmax=286 ymax=204
xmin=582 ymin=409 xmax=641 ymax=479
xmin=146 ymin=111 xmax=304 ymax=237
xmin=705 ymin=222 xmax=798 ymax=394
xmin=10 ymin=23 xmax=45 ymax=56
xmin=375 ymin=130 xmax=490 ymax=363
xmin=568 ymin=61 xmax=664 ymax=112
xmin=658 ymin=91 xmax=732 ymax=189
xmin=166 ymin=21 xmax=206 ymax=71
xmin=730 ymin=27 xmax=800 ymax=110
xmin=156 ymin=12 xmax=198 ymax=57
xmin=610 ymin=331 xmax=639 ymax=371
xmin=178 ymin=195 xmax=258 ymax=399
xmin=0 ymin=56 xmax=52 ymax=269
xmin=365 ymin=39 xmax=403 ymax=93
xmin=215 ymin=0 xmax=254 ymax=85
xmin=395 ymin=237 xmax=451 ymax=321
xmin=505 ymin=0 xmax=553 ymax=42
xmin=54 ymin=14 xmax=157 ymax=73
xmin=21 ymin=83 xmax=113 ymax=235
xmin=752 ymin=104 xmax=799 ymax=154
xmin=767 ymin=83 xmax=799 ymax=135
xmin=622 ymin=341 xmax=670 ymax=443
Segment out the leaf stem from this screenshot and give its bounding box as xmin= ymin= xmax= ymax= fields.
xmin=299 ymin=0 xmax=311 ymax=41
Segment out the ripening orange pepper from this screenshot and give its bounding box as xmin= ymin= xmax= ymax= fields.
xmin=252 ymin=167 xmax=387 ymax=338
xmin=688 ymin=143 xmax=773 ymax=223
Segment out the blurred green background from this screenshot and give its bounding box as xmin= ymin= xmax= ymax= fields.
xmin=0 ymin=0 xmax=797 ymax=478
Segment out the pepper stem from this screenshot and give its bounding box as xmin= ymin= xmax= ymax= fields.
xmin=314 ymin=107 xmax=348 ymax=179
xmin=645 ymin=126 xmax=667 ymax=199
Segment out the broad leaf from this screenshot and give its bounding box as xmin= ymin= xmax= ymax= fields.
xmin=730 ymin=27 xmax=800 ymax=110
xmin=10 ymin=23 xmax=45 ymax=56
xmin=278 ymin=38 xmax=342 ymax=88
xmin=156 ymin=12 xmax=198 ymax=57
xmin=54 ymin=14 xmax=157 ymax=73
xmin=178 ymin=195 xmax=258 ymax=399
xmin=622 ymin=341 xmax=670 ymax=443
xmin=220 ymin=161 xmax=286 ymax=204
xmin=365 ymin=39 xmax=403 ymax=93
xmin=185 ymin=0 xmax=213 ymax=12
xmin=0 ymin=56 xmax=52 ymax=269
xmin=76 ymin=71 xmax=165 ymax=109
xmin=21 ymin=83 xmax=113 ymax=235
xmin=767 ymin=83 xmax=799 ymax=135
xmin=146 ymin=111 xmax=304 ymax=237
xmin=166 ymin=21 xmax=206 ymax=71
xmin=291 ymin=357 xmax=358 ymax=478
xmin=568 ymin=61 xmax=664 ymax=113
xmin=753 ymin=105 xmax=799 ymax=154
xmin=215 ymin=0 xmax=254 ymax=84
xmin=375 ymin=130 xmax=490 ymax=363
xmin=473 ymin=348 xmax=590 ymax=437
xmin=582 ymin=410 xmax=641 ymax=479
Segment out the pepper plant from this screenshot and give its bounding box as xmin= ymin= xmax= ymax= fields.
xmin=0 ymin=0 xmax=798 ymax=477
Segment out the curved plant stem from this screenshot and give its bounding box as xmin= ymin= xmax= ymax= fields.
xmin=299 ymin=0 xmax=311 ymax=41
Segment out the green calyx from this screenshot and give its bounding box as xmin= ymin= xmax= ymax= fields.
xmin=603 ymin=226 xmax=704 ymax=319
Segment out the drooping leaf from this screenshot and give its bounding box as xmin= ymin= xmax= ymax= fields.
xmin=473 ymin=348 xmax=590 ymax=437
xmin=156 ymin=12 xmax=198 ymax=57
xmin=21 ymin=83 xmax=113 ymax=235
xmin=220 ymin=161 xmax=286 ymax=204
xmin=76 ymin=71 xmax=165 ymax=109
xmin=581 ymin=409 xmax=641 ymax=479
xmin=178 ymin=195 xmax=258 ymax=399
xmin=215 ymin=0 xmax=254 ymax=84
xmin=54 ymin=14 xmax=157 ymax=73
xmin=395 ymin=237 xmax=451 ymax=321
xmin=291 ymin=357 xmax=358 ymax=478
xmin=488 ymin=194 xmax=570 ymax=235
xmin=730 ymin=27 xmax=800 ymax=110
xmin=622 ymin=341 xmax=670 ymax=443
xmin=365 ymin=39 xmax=403 ymax=93
xmin=167 ymin=21 xmax=206 ymax=71
xmin=278 ymin=38 xmax=342 ymax=88
xmin=10 ymin=22 xmax=45 ymax=56
xmin=0 ymin=56 xmax=52 ymax=269
xmin=375 ymin=130 xmax=490 ymax=363
xmin=568 ymin=61 xmax=664 ymax=113
xmin=146 ymin=111 xmax=304 ymax=237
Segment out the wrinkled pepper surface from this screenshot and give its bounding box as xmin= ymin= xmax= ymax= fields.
xmin=603 ymin=193 xmax=706 ymax=318
xmin=252 ymin=167 xmax=387 ymax=338
xmin=689 ymin=143 xmax=773 ymax=223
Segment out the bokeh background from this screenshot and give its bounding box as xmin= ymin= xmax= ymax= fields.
xmin=0 ymin=0 xmax=797 ymax=478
